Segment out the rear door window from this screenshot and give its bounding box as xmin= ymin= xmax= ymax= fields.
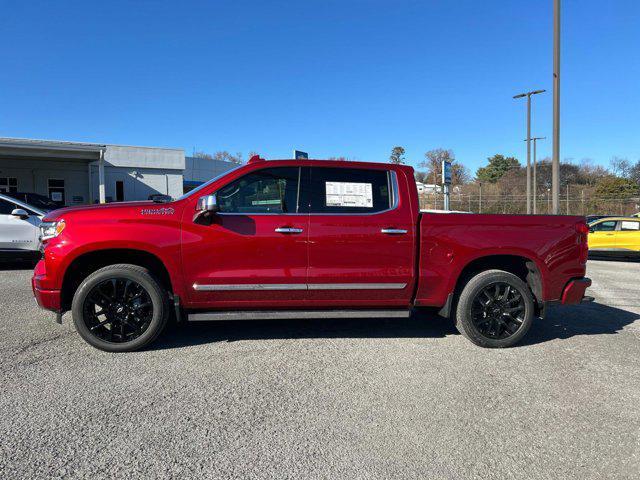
xmin=620 ymin=220 xmax=640 ymax=231
xmin=308 ymin=167 xmax=392 ymax=214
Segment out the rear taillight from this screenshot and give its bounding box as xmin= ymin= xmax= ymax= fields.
xmin=575 ymin=221 xmax=589 ymax=264
xmin=575 ymin=222 xmax=590 ymax=235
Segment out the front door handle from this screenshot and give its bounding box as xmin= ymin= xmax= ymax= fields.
xmin=381 ymin=228 xmax=408 ymax=235
xmin=275 ymin=227 xmax=304 ymax=234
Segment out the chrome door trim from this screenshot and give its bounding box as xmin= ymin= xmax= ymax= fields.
xmin=307 ymin=283 xmax=406 ymax=290
xmin=274 ymin=227 xmax=304 ymax=234
xmin=193 ymin=282 xmax=407 ymax=291
xmin=380 ymin=228 xmax=408 ymax=235
xmin=193 ymin=283 xmax=307 ymax=291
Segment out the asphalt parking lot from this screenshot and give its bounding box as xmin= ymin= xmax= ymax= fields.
xmin=1 ymin=260 xmax=638 ymax=479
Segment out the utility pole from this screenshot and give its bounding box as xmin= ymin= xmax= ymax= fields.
xmin=514 ymin=89 xmax=546 ymax=214
xmin=552 ymin=0 xmax=561 ymax=213
xmin=524 ymin=137 xmax=546 ymax=214
xmin=479 ymin=182 xmax=483 ymax=213
xmin=566 ymin=184 xmax=569 ymax=214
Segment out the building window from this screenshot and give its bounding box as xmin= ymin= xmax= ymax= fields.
xmin=48 ymin=179 xmax=65 ymax=205
xmin=0 ymin=177 xmax=18 ymax=193
xmin=115 ymin=180 xmax=124 ymax=202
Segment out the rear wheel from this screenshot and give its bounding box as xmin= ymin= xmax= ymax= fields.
xmin=71 ymin=264 xmax=169 ymax=352
xmin=455 ymin=269 xmax=535 ymax=348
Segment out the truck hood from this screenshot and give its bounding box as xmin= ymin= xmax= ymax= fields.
xmin=42 ymin=201 xmax=173 ymax=221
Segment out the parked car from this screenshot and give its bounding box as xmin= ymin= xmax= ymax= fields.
xmin=0 ymin=193 xmax=46 ymax=261
xmin=588 ymin=217 xmax=640 ymax=255
xmin=586 ymin=214 xmax=612 ymax=224
xmin=33 ymin=158 xmax=591 ymax=352
xmin=4 ymin=192 xmax=60 ymax=212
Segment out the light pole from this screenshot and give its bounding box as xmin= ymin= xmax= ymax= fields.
xmin=524 ymin=136 xmax=546 ymax=214
xmin=514 ymin=89 xmax=546 ymax=214
xmin=552 ymin=0 xmax=561 ymax=214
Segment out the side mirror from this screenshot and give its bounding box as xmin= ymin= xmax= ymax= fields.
xmin=11 ymin=208 xmax=29 ymax=219
xmin=196 ymin=194 xmax=220 ymax=214
xmin=589 ymin=228 xmax=594 ymax=233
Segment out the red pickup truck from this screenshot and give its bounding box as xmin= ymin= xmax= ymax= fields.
xmin=32 ymin=158 xmax=591 ymax=352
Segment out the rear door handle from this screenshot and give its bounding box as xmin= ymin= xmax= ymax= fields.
xmin=275 ymin=227 xmax=304 ymax=234
xmin=381 ymin=228 xmax=408 ymax=235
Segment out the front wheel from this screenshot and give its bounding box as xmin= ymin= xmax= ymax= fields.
xmin=71 ymin=264 xmax=169 ymax=352
xmin=455 ymin=269 xmax=535 ymax=348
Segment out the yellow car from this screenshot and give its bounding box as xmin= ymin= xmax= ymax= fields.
xmin=588 ymin=217 xmax=640 ymax=254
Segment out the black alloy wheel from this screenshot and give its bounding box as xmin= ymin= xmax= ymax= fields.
xmin=82 ymin=277 xmax=153 ymax=343
xmin=72 ymin=264 xmax=169 ymax=352
xmin=455 ymin=269 xmax=535 ymax=348
xmin=470 ymin=282 xmax=526 ymax=340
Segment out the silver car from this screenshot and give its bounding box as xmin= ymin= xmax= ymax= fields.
xmin=0 ymin=193 xmax=46 ymax=261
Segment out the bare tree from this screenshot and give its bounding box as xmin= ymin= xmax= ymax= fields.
xmin=610 ymin=156 xmax=631 ymax=177
xmin=419 ymin=148 xmax=469 ymax=185
xmin=213 ymin=151 xmax=244 ymax=164
xmin=389 ymin=146 xmax=406 ymax=164
xmin=414 ymin=171 xmax=428 ymax=183
xmin=579 ymin=158 xmax=610 ymax=186
xmin=193 ymin=151 xmax=213 ymax=160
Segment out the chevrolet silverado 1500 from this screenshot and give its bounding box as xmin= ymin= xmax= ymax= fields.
xmin=32 ymin=157 xmax=591 ymax=351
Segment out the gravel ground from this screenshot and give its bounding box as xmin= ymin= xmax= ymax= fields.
xmin=0 ymin=259 xmax=638 ymax=479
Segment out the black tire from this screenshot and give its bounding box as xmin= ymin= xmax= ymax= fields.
xmin=455 ymin=269 xmax=535 ymax=348
xmin=71 ymin=264 xmax=169 ymax=352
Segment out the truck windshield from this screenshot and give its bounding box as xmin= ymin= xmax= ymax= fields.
xmin=177 ymin=165 xmax=244 ymax=201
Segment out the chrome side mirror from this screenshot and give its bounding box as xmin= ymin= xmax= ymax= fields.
xmin=196 ymin=194 xmax=219 ymax=213
xmin=11 ymin=208 xmax=29 ymax=219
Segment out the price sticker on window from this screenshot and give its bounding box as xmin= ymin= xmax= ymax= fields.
xmin=325 ymin=182 xmax=373 ymax=208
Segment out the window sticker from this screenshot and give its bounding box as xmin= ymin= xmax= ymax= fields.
xmin=621 ymin=221 xmax=639 ymax=231
xmin=325 ymin=181 xmax=373 ymax=208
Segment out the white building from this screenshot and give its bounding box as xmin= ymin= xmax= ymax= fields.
xmin=416 ymin=182 xmax=442 ymax=194
xmin=0 ymin=137 xmax=185 ymax=205
xmin=183 ymin=156 xmax=238 ymax=192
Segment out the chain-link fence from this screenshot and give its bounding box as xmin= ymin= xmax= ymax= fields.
xmin=419 ymin=192 xmax=640 ymax=216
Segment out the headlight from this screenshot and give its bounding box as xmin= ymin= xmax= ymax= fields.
xmin=40 ymin=219 xmax=66 ymax=241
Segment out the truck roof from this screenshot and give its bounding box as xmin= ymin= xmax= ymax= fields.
xmin=245 ymin=158 xmax=415 ymax=174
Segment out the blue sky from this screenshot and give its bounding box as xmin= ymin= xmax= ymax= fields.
xmin=1 ymin=0 xmax=639 ymax=174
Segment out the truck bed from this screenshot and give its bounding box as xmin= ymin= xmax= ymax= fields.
xmin=414 ymin=213 xmax=587 ymax=308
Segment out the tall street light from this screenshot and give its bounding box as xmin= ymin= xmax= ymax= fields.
xmin=552 ymin=0 xmax=561 ymax=214
xmin=514 ymin=89 xmax=546 ymax=214
xmin=524 ymin=136 xmax=546 ymax=214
